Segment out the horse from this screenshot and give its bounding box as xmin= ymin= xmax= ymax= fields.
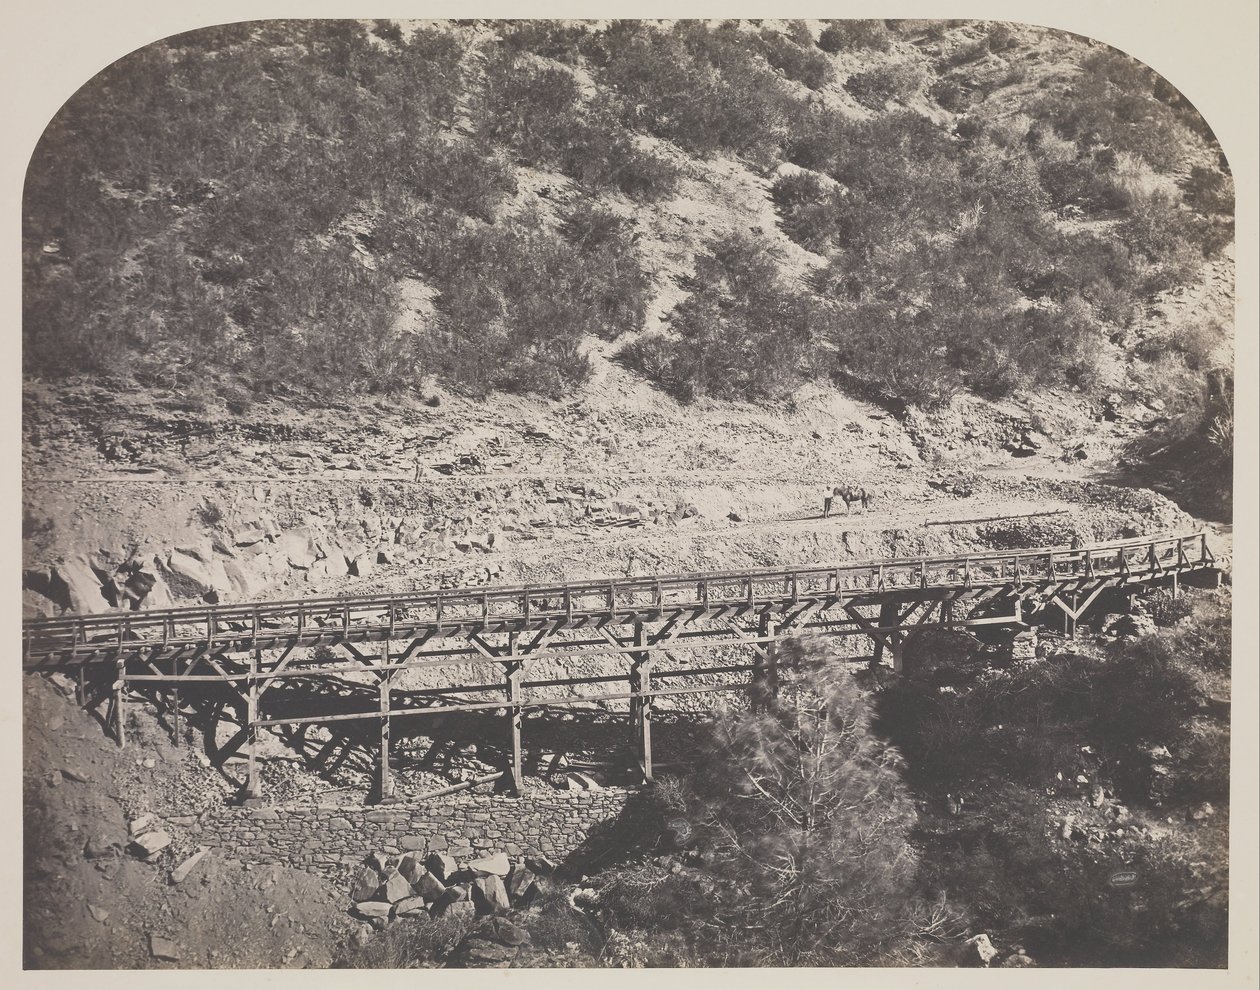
xmin=823 ymin=484 xmax=872 ymax=517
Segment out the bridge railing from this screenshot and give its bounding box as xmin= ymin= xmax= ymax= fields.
xmin=22 ymin=532 xmax=1210 ymax=662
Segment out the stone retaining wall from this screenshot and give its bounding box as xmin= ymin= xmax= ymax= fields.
xmin=205 ymin=787 xmax=653 ymax=876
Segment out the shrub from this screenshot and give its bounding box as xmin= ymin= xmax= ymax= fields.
xmin=817 ymin=20 xmax=893 ymax=53
xmin=500 ymin=18 xmax=588 ymax=63
xmin=844 ymin=62 xmax=928 ymax=110
xmin=593 ymin=21 xmax=800 ymax=165
xmin=370 ymin=19 xmax=403 ymax=44
xmin=1181 ymin=165 xmax=1233 ymax=216
xmin=1145 ymin=588 xmax=1196 ymax=627
xmin=1034 ymin=48 xmax=1190 ymax=172
xmin=757 ymin=30 xmax=833 ymax=90
xmin=782 ymin=109 xmax=848 ymax=172
xmin=475 ymin=51 xmax=677 ymax=200
xmin=619 ymin=233 xmax=820 ymax=402
xmin=827 ymin=303 xmax=963 ymax=410
xmin=929 ymin=77 xmax=970 ymax=112
xmin=986 ymin=22 xmax=1017 ymax=52
xmin=1093 ymin=604 xmax=1228 ymax=748
xmin=524 ymin=884 xmax=604 ymax=954
xmin=339 ymin=912 xmax=475 ymax=967
xmin=769 ymin=172 xmax=845 ymax=252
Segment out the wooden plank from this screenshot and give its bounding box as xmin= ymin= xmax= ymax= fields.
xmin=507 ymin=633 xmax=523 ymax=795
xmin=245 ymin=649 xmax=262 ymax=800
xmin=377 ymin=648 xmax=394 ymax=804
xmin=113 ymin=654 xmax=127 ymax=747
xmin=254 ymin=681 xmax=755 ymax=729
xmin=629 ymin=622 xmax=652 ymax=781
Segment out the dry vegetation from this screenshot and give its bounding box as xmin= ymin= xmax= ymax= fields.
xmin=25 ymin=19 xmax=1232 ymax=454
xmin=22 ymin=17 xmax=1235 ymax=970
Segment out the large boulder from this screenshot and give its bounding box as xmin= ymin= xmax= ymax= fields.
xmin=121 ymin=560 xmax=174 ymax=610
xmin=394 ymin=896 xmax=429 ymax=918
xmin=352 ymin=901 xmax=393 ymax=922
xmin=377 ymin=869 xmax=414 ymax=904
xmin=349 ymin=866 xmax=383 ymax=902
xmin=397 ymin=852 xmax=426 ymax=886
xmin=506 ymin=866 xmax=539 ymax=907
xmin=425 ymin=852 xmax=458 ymax=884
xmin=130 ymin=829 xmax=172 ymax=861
xmin=161 ymin=549 xmax=233 ymax=603
xmin=222 ymin=559 xmax=265 ymax=599
xmin=468 ymin=851 xmax=511 ymax=877
xmin=169 ymin=847 xmax=210 ymax=884
xmin=52 ymin=556 xmax=112 ymax=614
xmin=434 ymin=898 xmax=476 ymax=920
xmin=414 ymin=871 xmax=447 ymax=903
xmin=472 ymin=875 xmax=512 ymax=915
xmin=275 ymin=526 xmax=324 ymax=570
xmin=148 ymin=934 xmax=181 ymax=962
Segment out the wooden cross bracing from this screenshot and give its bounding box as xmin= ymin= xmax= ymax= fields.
xmin=25 ymin=532 xmax=1217 ymax=800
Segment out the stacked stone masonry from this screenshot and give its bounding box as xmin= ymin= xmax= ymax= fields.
xmin=204 ymin=787 xmax=649 ymax=876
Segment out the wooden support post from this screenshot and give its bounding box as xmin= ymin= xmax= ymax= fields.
xmin=172 ymin=686 xmax=181 ymax=747
xmin=76 ymin=664 xmax=86 ymax=707
xmin=244 ymin=650 xmax=263 ymax=801
xmin=1068 ymin=591 xmax=1078 ymax=639
xmin=113 ymin=655 xmax=126 ymax=747
xmin=378 ymin=643 xmax=396 ymax=804
xmin=629 ymin=622 xmax=653 ymax=782
xmin=751 ymin=613 xmax=779 ymax=710
xmin=507 ymin=632 xmax=523 ymax=795
xmin=871 ymin=601 xmax=902 ymax=672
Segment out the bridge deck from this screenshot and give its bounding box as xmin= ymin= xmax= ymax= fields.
xmin=22 ymin=531 xmax=1218 ymax=799
xmin=24 ymin=532 xmax=1214 ymax=669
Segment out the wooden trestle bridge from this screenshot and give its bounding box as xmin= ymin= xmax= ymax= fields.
xmin=23 ymin=531 xmax=1218 ymax=803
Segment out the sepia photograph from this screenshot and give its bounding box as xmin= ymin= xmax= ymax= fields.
xmin=11 ymin=5 xmax=1255 ymax=975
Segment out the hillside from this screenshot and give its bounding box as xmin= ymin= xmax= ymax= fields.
xmin=20 ymin=17 xmax=1236 ymax=972
xmin=22 ymin=19 xmax=1234 ymax=509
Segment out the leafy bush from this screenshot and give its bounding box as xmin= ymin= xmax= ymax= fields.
xmin=929 ymin=77 xmax=971 ymax=112
xmin=986 ymin=22 xmax=1017 ymax=52
xmin=757 ymin=30 xmax=833 ymax=90
xmin=500 ymin=18 xmax=588 ymax=63
xmin=844 ymin=62 xmax=929 ymax=110
xmin=1181 ymin=165 xmax=1233 ymax=216
xmin=619 ymin=233 xmax=819 ymax=402
xmin=474 ymin=48 xmax=678 ymax=200
xmin=1034 ymin=48 xmax=1191 ymax=172
xmin=1094 ymin=602 xmax=1228 ymax=748
xmin=817 ymin=20 xmax=893 ymax=53
xmin=826 ymin=303 xmax=964 ymax=410
xmin=593 ymin=21 xmax=801 ymax=165
xmin=370 ymin=19 xmax=403 ymax=44
xmin=916 ymin=783 xmax=1227 ymax=967
xmin=769 ymin=172 xmax=845 ymax=252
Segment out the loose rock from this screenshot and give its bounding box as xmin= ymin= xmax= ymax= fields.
xmin=957 ymin=933 xmax=998 ymax=967
xmin=130 ymin=830 xmax=172 ymax=860
xmin=468 ymin=851 xmax=511 ymax=877
xmin=473 ymin=874 xmax=512 ymax=915
xmin=170 ymin=847 xmax=210 ymax=884
xmin=148 ymin=934 xmax=181 ymax=962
